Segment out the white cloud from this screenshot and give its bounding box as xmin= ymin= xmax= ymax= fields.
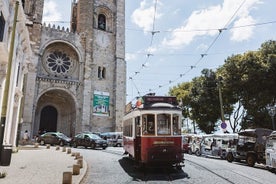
xmin=42 ymin=0 xmax=62 ymax=22
xmin=162 ymin=0 xmax=262 ymax=48
xmin=131 ymin=0 xmax=162 ymax=33
xmin=230 ymin=16 xmax=255 ymax=42
xmin=125 ymin=53 xmax=137 ymax=62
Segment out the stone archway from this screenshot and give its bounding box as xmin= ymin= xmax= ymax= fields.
xmin=35 ymin=89 xmax=76 ymax=137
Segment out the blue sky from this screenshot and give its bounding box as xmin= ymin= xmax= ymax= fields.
xmin=43 ymin=0 xmax=276 ymax=104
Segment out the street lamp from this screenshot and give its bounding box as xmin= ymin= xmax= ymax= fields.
xmin=267 ymin=105 xmax=275 ymax=130
xmin=217 ymin=76 xmax=227 ymax=131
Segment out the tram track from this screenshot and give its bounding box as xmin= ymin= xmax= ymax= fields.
xmin=101 ymin=148 xmax=178 ymax=183
xmin=185 ymin=158 xmax=264 ymax=184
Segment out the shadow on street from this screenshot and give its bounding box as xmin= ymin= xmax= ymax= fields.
xmin=118 ymin=156 xmax=189 ymax=182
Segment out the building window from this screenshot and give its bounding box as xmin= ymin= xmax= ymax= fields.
xmin=98 ymin=66 xmax=106 ymax=79
xmin=98 ymin=14 xmax=106 ymax=30
xmin=0 ymin=11 xmax=5 ymax=41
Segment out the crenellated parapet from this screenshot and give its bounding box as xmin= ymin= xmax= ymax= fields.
xmin=42 ymin=23 xmax=71 ymax=33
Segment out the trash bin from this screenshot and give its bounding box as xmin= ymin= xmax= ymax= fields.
xmin=0 ymin=145 xmax=12 ymax=166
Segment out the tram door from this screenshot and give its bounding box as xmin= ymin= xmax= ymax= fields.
xmin=134 ymin=117 xmax=141 ymax=161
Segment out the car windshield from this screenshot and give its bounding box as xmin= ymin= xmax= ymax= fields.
xmin=89 ymin=134 xmax=101 ymax=139
xmin=57 ymin=133 xmax=70 ymax=139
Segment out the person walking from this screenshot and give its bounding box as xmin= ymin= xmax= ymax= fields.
xmin=23 ymin=130 xmax=29 ymax=145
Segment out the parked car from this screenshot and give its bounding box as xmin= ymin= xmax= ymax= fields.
xmin=36 ymin=132 xmax=71 ymax=146
xmin=100 ymin=132 xmax=123 ymax=147
xmin=71 ymin=132 xmax=108 ymax=149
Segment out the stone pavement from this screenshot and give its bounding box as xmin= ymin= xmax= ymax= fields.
xmin=0 ymin=145 xmax=87 ymax=184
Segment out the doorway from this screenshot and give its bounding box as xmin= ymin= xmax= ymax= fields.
xmin=39 ymin=105 xmax=57 ymax=132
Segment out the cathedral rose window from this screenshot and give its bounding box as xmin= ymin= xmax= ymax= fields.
xmin=43 ymin=49 xmax=76 ymax=77
xmin=46 ymin=51 xmax=72 ymax=74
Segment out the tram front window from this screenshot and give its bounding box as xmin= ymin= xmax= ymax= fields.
xmin=157 ymin=114 xmax=171 ymax=135
xmin=142 ymin=114 xmax=155 ymax=135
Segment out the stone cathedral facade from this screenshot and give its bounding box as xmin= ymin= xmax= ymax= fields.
xmin=21 ymin=0 xmax=126 ymax=138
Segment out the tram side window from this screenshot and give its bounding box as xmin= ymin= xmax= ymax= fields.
xmin=123 ymin=119 xmax=133 ymax=137
xmin=157 ymin=114 xmax=171 ymax=135
xmin=173 ymin=115 xmax=181 ymax=135
xmin=142 ymin=114 xmax=155 ymax=135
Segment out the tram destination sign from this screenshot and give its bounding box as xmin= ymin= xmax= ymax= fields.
xmin=143 ymin=96 xmax=178 ymax=107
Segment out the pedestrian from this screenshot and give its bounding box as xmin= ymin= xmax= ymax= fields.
xmin=23 ymin=130 xmax=29 ymax=145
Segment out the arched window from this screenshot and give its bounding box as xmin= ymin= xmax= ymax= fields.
xmin=0 ymin=11 xmax=5 ymax=41
xmin=98 ymin=66 xmax=106 ymax=79
xmin=98 ymin=66 xmax=102 ymax=78
xmin=98 ymin=14 xmax=106 ymax=30
xmin=102 ymin=67 xmax=106 ymax=79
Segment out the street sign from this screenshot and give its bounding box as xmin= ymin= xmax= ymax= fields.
xmin=221 ymin=122 xmax=227 ymax=129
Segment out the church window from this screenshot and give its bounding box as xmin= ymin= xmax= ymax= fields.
xmin=0 ymin=11 xmax=5 ymax=41
xmin=98 ymin=66 xmax=106 ymax=79
xmin=46 ymin=51 xmax=72 ymax=75
xmin=98 ymin=14 xmax=106 ymax=30
xmin=98 ymin=66 xmax=101 ymax=78
xmin=102 ymin=67 xmax=106 ymax=78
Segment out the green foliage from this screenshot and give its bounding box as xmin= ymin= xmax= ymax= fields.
xmin=169 ymin=40 xmax=276 ymax=132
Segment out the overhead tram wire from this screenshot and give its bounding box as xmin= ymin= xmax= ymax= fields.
xmin=139 ymin=0 xmax=248 ymax=96
xmin=128 ymin=0 xmax=160 ymax=100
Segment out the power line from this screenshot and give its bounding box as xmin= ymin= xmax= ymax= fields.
xmin=128 ymin=0 xmax=251 ymax=100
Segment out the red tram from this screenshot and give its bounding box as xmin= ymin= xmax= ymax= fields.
xmin=123 ymin=95 xmax=184 ymax=169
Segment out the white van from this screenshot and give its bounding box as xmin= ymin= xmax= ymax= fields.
xmin=100 ymin=132 xmax=123 ymax=147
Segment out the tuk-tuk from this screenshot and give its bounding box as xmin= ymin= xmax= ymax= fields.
xmin=265 ymin=131 xmax=276 ymax=172
xmin=200 ymin=133 xmax=238 ymax=159
xmin=226 ymin=128 xmax=273 ymax=167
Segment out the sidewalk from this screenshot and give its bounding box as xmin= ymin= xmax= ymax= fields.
xmin=0 ymin=145 xmax=87 ymax=184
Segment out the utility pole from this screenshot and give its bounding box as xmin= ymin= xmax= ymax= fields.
xmin=0 ymin=1 xmax=19 ymax=162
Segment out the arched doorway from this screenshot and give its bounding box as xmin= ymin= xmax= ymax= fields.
xmin=39 ymin=105 xmax=58 ymax=132
xmin=35 ymin=89 xmax=76 ymax=137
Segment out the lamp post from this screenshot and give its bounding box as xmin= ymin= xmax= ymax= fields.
xmin=268 ymin=105 xmax=275 ymax=130
xmin=217 ymin=76 xmax=227 ymax=131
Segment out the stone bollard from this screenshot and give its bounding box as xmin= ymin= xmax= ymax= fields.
xmin=75 ymin=152 xmax=80 ymax=160
xmin=62 ymin=171 xmax=72 ymax=184
xmin=71 ymin=152 xmax=75 ymax=157
xmin=46 ymin=144 xmax=50 ymax=149
xmin=76 ymin=155 xmax=83 ymax=160
xmin=77 ymin=158 xmax=83 ymax=168
xmin=34 ymin=143 xmax=39 ymax=148
xmin=67 ymin=148 xmax=71 ymax=154
xmin=56 ymin=146 xmax=60 ymax=150
xmin=72 ymin=164 xmax=80 ymax=175
xmin=62 ymin=147 xmax=66 ymax=152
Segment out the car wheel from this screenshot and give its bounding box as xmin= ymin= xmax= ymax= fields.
xmin=102 ymin=146 xmax=107 ymax=150
xmin=91 ymin=143 xmax=96 ymax=149
xmin=246 ymin=154 xmax=256 ymax=167
xmin=195 ymin=149 xmax=201 ymax=156
xmin=73 ymin=142 xmax=77 ymax=148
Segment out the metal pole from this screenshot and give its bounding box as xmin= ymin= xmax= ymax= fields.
xmin=268 ymin=106 xmax=275 ymax=130
xmin=218 ymin=80 xmax=225 ymax=123
xmin=0 ymin=1 xmax=19 ymax=158
xmin=271 ymin=116 xmax=275 ymax=130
